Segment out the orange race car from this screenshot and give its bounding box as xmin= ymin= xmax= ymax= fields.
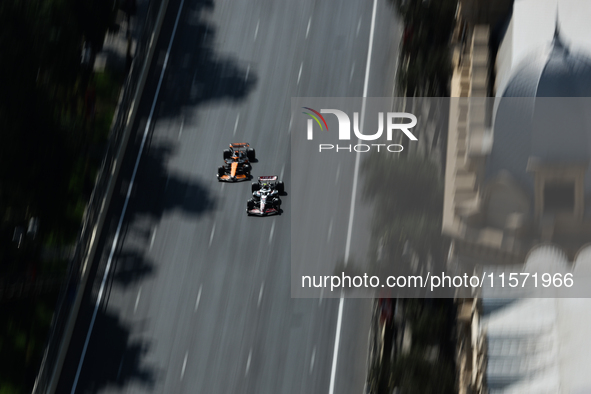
xmin=216 ymin=143 xmax=256 ymax=182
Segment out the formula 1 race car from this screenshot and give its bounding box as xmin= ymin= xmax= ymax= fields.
xmin=246 ymin=176 xmax=285 ymax=216
xmin=217 ymin=143 xmax=256 ymax=182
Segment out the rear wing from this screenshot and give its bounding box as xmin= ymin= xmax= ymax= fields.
xmin=258 ymin=176 xmax=278 ymax=182
xmin=230 ymin=143 xmax=250 ymax=149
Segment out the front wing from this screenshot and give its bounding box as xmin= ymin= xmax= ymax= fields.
xmin=217 ymin=172 xmax=250 ymax=182
xmin=246 ymin=206 xmax=280 ymax=216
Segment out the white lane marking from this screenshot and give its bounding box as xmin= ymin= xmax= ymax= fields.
xmin=319 ymin=287 xmax=324 ymax=306
xmin=258 ymin=282 xmax=264 ymax=307
xmin=288 ymin=114 xmax=293 ymax=133
xmin=181 ymin=351 xmax=188 ymax=380
xmin=195 ymin=284 xmax=202 ymax=311
xmin=178 ymin=116 xmax=184 ymax=140
xmin=254 ymin=20 xmax=259 ymax=40
xmin=70 ymin=0 xmax=187 ymax=391
xmin=335 ymin=164 xmax=340 ymax=184
xmin=306 ymin=17 xmax=311 ymax=39
xmin=356 ymin=17 xmax=361 ymax=37
xmin=245 ymin=349 xmax=252 ymax=376
xmin=297 ymin=62 xmax=303 ymax=85
xmin=149 ymin=226 xmax=157 ymax=250
xmin=245 ymin=64 xmax=250 ymax=82
xmin=209 ymin=223 xmax=216 ymax=248
xmin=221 ymin=182 xmax=225 ymax=191
xmin=345 ymin=0 xmax=377 ymax=265
xmin=268 ymin=221 xmax=275 ymax=244
xmin=327 ymin=219 xmax=333 ymax=242
xmin=328 ymin=294 xmax=345 ymax=394
xmin=310 ymin=347 xmax=316 ymax=374
xmin=134 ymin=287 xmax=142 ymax=313
xmin=350 ymin=62 xmax=355 ymax=83
xmin=329 ymin=3 xmax=378 ymax=394
xmin=280 ymin=164 xmax=285 ymax=180
xmin=234 ymin=113 xmax=240 ymax=136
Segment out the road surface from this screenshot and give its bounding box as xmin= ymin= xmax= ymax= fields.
xmin=56 ymin=0 xmax=402 ymax=392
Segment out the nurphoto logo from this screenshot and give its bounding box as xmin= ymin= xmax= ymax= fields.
xmin=303 ymin=107 xmax=418 ymax=153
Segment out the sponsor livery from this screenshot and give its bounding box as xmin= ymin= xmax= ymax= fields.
xmin=217 ymin=143 xmax=256 ymax=182
xmin=246 ymin=176 xmax=285 ymax=216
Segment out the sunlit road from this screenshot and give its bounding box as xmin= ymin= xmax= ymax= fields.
xmin=55 ymin=0 xmax=401 ymax=392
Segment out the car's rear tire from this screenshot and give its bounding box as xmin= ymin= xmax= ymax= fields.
xmin=247 ymin=148 xmax=256 ymax=161
xmin=218 ymin=166 xmax=225 ymax=177
xmin=223 ymin=149 xmax=231 ymax=160
xmin=247 ymin=199 xmax=256 ymax=209
xmin=251 ymin=182 xmax=260 ymax=193
xmin=277 ymin=181 xmax=285 ymax=194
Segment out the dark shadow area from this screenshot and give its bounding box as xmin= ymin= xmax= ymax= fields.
xmin=157 ymin=0 xmax=257 ymax=118
xmin=74 ymin=307 xmax=159 ymax=393
xmin=129 ymin=142 xmax=216 ymax=220
xmin=110 ymin=251 xmax=156 ymax=287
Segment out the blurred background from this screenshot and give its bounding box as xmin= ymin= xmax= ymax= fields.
xmin=4 ymin=0 xmax=591 ymax=393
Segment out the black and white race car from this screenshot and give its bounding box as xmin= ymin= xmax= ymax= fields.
xmin=246 ymin=176 xmax=285 ymax=216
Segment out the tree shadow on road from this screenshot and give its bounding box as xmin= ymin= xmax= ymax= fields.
xmin=74 ymin=308 xmax=160 ymax=393
xmin=158 ymin=0 xmax=257 ymax=118
xmin=126 ymin=141 xmax=216 ymax=219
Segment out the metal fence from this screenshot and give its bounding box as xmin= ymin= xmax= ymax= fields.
xmin=31 ymin=0 xmax=166 ymax=392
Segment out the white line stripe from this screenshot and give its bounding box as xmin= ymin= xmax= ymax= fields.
xmin=319 ymin=287 xmax=324 ymax=306
xmin=328 ymin=294 xmax=345 ymax=394
xmin=327 ymin=219 xmax=333 ymax=242
xmin=297 ymin=62 xmax=303 ymax=85
xmin=310 ymin=347 xmax=316 ymax=374
xmin=178 ymin=116 xmax=184 ymax=140
xmin=234 ymin=114 xmax=240 ymax=135
xmin=280 ymin=164 xmax=285 ymax=180
xmin=356 ymin=17 xmax=361 ymax=37
xmin=209 ymin=223 xmax=216 ymax=248
xmin=181 ymin=351 xmax=188 ymax=380
xmin=329 ymin=2 xmax=377 ymax=394
xmin=134 ymin=287 xmax=142 ymax=313
xmin=245 ymin=349 xmax=252 ymax=376
xmin=258 ymin=282 xmax=264 ymax=307
xmin=350 ymin=62 xmax=355 ymax=83
xmin=335 ymin=164 xmax=340 ymax=184
xmin=288 ymin=113 xmax=293 ymax=133
xmin=245 ymin=65 xmax=250 ymax=82
xmin=149 ymin=226 xmax=157 ymax=250
xmin=254 ymin=20 xmax=259 ymax=40
xmin=70 ymin=1 xmax=187 ymax=392
xmin=195 ymin=284 xmax=202 ymax=311
xmin=268 ymin=221 xmax=275 ymax=244
xmin=346 ymin=0 xmax=377 ymax=265
xmin=306 ymin=17 xmax=311 ymax=39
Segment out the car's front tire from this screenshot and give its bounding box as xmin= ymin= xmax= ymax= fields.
xmin=247 ymin=148 xmax=256 ymax=161
xmin=247 ymin=199 xmax=256 ymax=210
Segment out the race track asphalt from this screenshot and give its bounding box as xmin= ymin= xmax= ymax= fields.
xmin=55 ymin=0 xmax=402 ymax=392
